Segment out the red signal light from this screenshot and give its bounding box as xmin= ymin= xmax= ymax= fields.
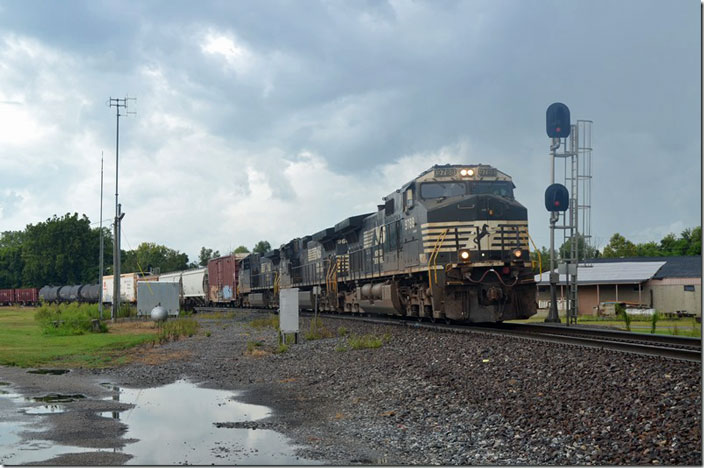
xmin=554 ymin=201 xmax=560 ymax=207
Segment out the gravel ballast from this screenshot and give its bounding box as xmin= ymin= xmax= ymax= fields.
xmin=4 ymin=310 xmax=702 ymax=465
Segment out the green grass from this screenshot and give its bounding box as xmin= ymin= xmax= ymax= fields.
xmin=0 ymin=307 xmax=157 ymax=368
xmin=336 ymin=333 xmax=390 ymax=352
xmin=511 ymin=312 xmax=701 ymax=336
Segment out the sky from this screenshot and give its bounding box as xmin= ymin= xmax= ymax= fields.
xmin=0 ymin=0 xmax=700 ymax=263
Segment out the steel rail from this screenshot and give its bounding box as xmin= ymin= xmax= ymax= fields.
xmin=194 ymin=307 xmax=701 ymax=362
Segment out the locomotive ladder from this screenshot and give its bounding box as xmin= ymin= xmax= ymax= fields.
xmin=428 ymin=228 xmax=449 ymax=291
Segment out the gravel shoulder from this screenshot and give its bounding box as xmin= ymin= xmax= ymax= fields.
xmin=1 ymin=310 xmax=702 ymax=465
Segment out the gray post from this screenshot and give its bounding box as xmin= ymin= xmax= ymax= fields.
xmin=546 ymin=138 xmax=561 ymax=323
xmin=98 ymin=152 xmax=104 ymax=319
xmin=112 ymin=103 xmax=121 ymax=322
xmin=108 ymin=97 xmax=134 ymax=322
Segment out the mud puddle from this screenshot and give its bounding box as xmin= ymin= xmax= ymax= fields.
xmin=0 ymin=379 xmax=319 ymax=465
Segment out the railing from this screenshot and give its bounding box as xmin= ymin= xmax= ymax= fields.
xmin=428 ymin=228 xmax=449 ymax=291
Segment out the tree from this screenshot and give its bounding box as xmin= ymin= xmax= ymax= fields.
xmin=558 ymin=235 xmax=599 ymax=261
xmin=20 ymin=213 xmax=108 ymax=287
xmin=233 ymin=245 xmax=250 ymax=254
xmin=602 ymin=233 xmax=637 ymax=258
xmin=252 ymin=240 xmax=271 ymax=255
xmin=531 ymin=246 xmax=551 ymax=275
xmin=122 ymin=242 xmax=189 ymax=274
xmin=0 ymin=231 xmax=25 ymax=288
xmin=635 ymin=241 xmax=661 ymax=257
xmin=686 ymin=226 xmax=702 ymax=255
xmin=198 ymin=247 xmax=220 ymax=266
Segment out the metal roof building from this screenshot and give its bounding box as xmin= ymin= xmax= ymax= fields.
xmin=535 ymin=256 xmax=701 ymax=317
xmin=535 ymin=261 xmax=667 ymax=285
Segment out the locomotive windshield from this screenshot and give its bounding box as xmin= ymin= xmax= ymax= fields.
xmin=420 ymin=182 xmax=466 ymax=199
xmin=469 ymin=181 xmax=514 ymax=199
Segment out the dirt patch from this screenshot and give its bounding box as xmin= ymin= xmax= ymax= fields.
xmin=107 ymin=321 xmax=158 ymax=335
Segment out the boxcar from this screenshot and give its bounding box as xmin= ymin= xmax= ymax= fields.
xmin=207 ymin=255 xmax=238 ymax=305
xmin=15 ymin=288 xmax=39 ymax=305
xmin=0 ymin=289 xmax=15 ymax=305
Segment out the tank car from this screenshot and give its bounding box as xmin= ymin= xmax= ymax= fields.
xmin=239 ymin=164 xmax=536 ymax=323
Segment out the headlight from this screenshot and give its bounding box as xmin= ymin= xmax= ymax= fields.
xmin=459 ymin=249 xmax=470 ymax=261
xmin=459 ymin=168 xmax=475 ymax=177
xmin=466 ymin=168 xmax=474 ymax=176
xmin=460 ymin=168 xmax=468 ymax=176
xmin=512 ymin=249 xmax=522 ymax=259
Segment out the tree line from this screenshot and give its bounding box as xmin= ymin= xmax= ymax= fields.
xmin=532 ymin=226 xmax=701 ymax=273
xmin=1 ymin=212 xmax=697 ymax=287
xmin=0 ymin=212 xmax=273 ymax=288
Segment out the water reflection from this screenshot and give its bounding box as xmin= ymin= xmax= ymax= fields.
xmin=0 ymin=389 xmax=96 ymax=465
xmin=116 ymin=380 xmax=317 ymax=465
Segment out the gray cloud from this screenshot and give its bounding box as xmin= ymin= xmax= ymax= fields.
xmin=0 ymin=0 xmax=699 ymax=260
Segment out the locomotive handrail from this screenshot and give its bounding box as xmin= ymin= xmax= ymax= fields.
xmin=526 ymin=230 xmax=542 ymax=276
xmin=428 ymin=228 xmax=449 ymax=291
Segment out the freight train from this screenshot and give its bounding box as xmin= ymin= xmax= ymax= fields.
xmin=19 ymin=164 xmax=536 ymax=322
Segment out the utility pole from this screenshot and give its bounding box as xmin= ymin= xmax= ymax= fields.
xmin=98 ymin=151 xmax=104 ymax=320
xmin=108 ymin=96 xmax=135 ymax=322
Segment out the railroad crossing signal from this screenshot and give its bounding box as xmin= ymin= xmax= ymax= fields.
xmin=546 ymin=102 xmax=571 ymax=138
xmin=545 ymin=183 xmax=569 ymax=212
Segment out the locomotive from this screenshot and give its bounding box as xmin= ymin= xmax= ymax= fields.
xmin=239 ymin=164 xmax=537 ymax=323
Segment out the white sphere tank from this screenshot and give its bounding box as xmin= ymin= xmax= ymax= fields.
xmin=150 ymin=305 xmax=168 ymax=322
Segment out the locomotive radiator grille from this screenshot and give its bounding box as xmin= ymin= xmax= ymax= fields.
xmin=421 ymin=220 xmax=529 ymax=254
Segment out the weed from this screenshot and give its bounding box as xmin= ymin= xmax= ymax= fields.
xmin=337 ymin=326 xmax=349 ymax=337
xmin=305 ymin=318 xmax=334 ymax=341
xmin=245 ymin=340 xmax=266 ymax=354
xmin=343 ymin=333 xmax=384 ymax=350
xmin=205 ymin=331 xmax=211 ymax=337
xmin=154 ymin=318 xmax=200 ymax=344
xmin=118 ymin=303 xmax=136 ymax=318
xmin=248 ymin=315 xmax=279 ymax=330
xmin=616 ymin=304 xmax=631 ymax=331
xmin=275 ymin=343 xmax=289 ymax=354
xmin=650 ymin=311 xmax=661 ymax=334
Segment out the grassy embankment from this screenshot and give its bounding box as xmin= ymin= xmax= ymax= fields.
xmin=0 ymin=306 xmax=193 ymax=368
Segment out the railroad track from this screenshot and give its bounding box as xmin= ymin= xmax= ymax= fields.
xmin=195 ymin=306 xmax=702 ymax=362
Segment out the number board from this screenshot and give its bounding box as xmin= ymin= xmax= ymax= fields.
xmin=434 ymin=167 xmax=456 ymax=177
xmin=478 ymin=167 xmax=497 ymax=177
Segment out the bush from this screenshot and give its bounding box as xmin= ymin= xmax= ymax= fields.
xmin=34 ymin=303 xmax=107 ymax=336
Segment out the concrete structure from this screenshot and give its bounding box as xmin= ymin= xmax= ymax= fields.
xmin=536 ymin=256 xmax=701 ymax=317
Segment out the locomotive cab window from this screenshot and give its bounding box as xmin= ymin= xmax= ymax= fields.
xmin=469 ymin=181 xmax=515 ymax=199
xmin=420 ymin=182 xmax=466 ymax=199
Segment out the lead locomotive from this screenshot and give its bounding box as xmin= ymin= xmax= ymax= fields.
xmin=239 ymin=164 xmax=536 ymax=322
